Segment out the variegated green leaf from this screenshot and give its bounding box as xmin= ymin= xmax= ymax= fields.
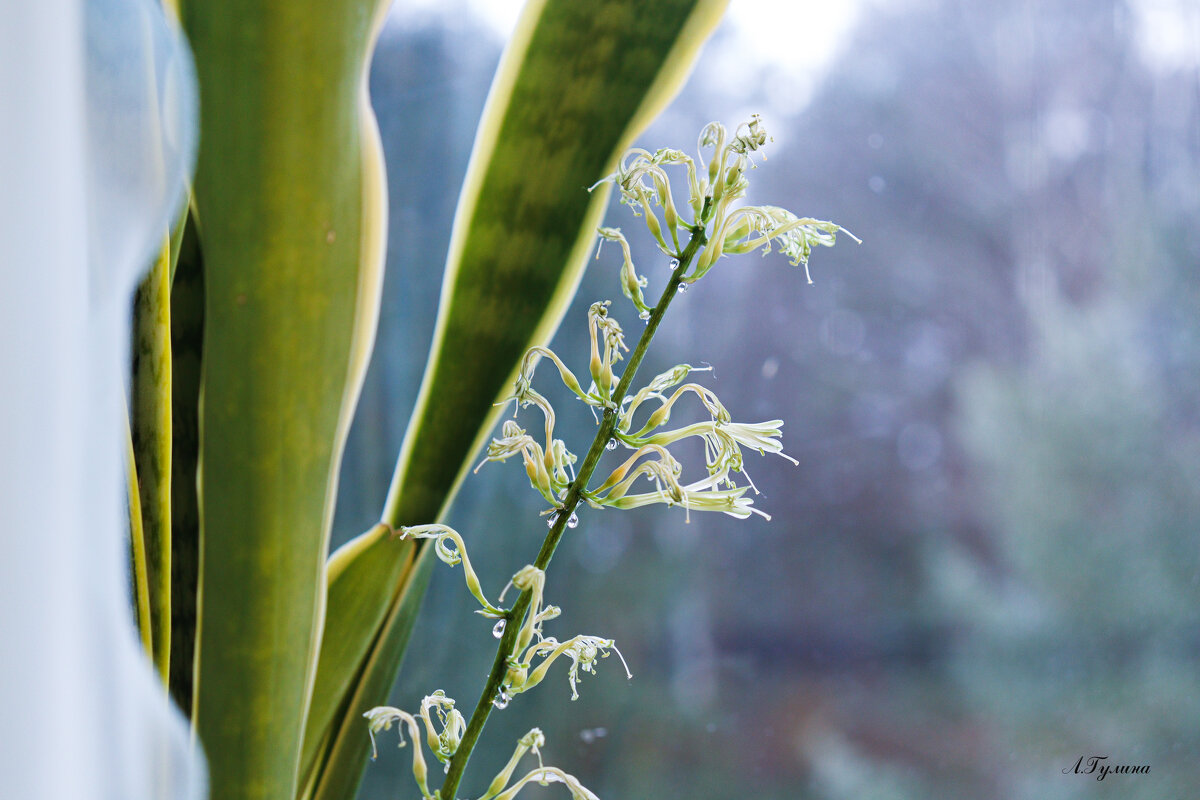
xmin=180 ymin=0 xmax=390 ymax=797
xmin=130 ymin=235 xmax=173 ymax=680
xmin=168 ymin=209 xmax=202 ymax=717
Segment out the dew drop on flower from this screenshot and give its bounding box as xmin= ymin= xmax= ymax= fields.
xmin=639 ymin=310 xmax=650 ymax=321
xmin=605 ymin=439 xmax=618 ymax=451
xmin=567 ymin=512 xmax=580 ymax=529
xmin=492 ymin=619 xmax=506 ymax=639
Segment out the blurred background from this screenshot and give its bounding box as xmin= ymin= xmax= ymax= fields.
xmin=332 ymin=0 xmax=1200 ymax=797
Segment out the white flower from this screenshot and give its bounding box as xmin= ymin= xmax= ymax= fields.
xmin=418 ymin=690 xmax=465 ymax=765
xmin=394 ymin=525 xmax=505 ymax=617
xmin=519 ymin=634 xmax=632 ymax=701
xmin=592 ymin=146 xmax=699 ymax=251
xmin=586 ymin=301 xmax=628 ymax=403
xmin=596 ymin=227 xmax=651 ymax=314
xmin=623 ymin=382 xmax=729 ymax=438
xmin=722 ymin=420 xmax=796 ymax=458
xmin=506 ymin=565 xmax=548 ymax=658
xmin=481 ymin=729 xmax=547 ymax=800
xmin=619 ymin=364 xmax=712 ymax=434
xmin=478 ymin=400 xmax=577 ymax=506
xmin=493 ymin=766 xmax=600 ymax=800
xmin=715 ymin=205 xmax=857 ymax=283
xmin=362 ymin=706 xmax=432 ymax=799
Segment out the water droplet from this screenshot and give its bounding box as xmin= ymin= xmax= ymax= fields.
xmin=567 ymin=512 xmax=580 ymax=529
xmin=605 ymin=439 xmax=618 ymax=451
xmin=677 ymin=282 xmax=688 ymax=293
xmin=669 ymin=259 xmax=680 ymax=269
xmin=638 ymin=310 xmax=650 ymax=321
xmin=492 ymin=689 xmax=511 ymax=710
xmin=546 ymin=512 xmax=559 ymax=528
xmin=492 ymin=619 xmax=506 ymax=639
xmin=580 ymin=730 xmax=594 ymax=744
xmin=579 ymin=727 xmax=608 ymax=744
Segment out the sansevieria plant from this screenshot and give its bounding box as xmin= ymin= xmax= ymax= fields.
xmin=125 ymin=2 xmax=737 ymax=799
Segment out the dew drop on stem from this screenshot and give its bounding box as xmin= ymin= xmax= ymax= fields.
xmin=677 ymin=282 xmax=688 ymax=293
xmin=546 ymin=511 xmax=560 ymax=528
xmin=493 ymin=688 xmax=511 ymax=710
xmin=639 ymin=310 xmax=650 ymax=321
xmin=567 ymin=512 xmax=580 ymax=529
xmin=605 ymin=439 xmax=618 ymax=451
xmin=492 ymin=619 xmax=506 ymax=639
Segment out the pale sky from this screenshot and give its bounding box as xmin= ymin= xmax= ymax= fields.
xmin=383 ymin=0 xmax=1199 ymax=127
xmin=387 ymin=0 xmax=862 ymax=117
xmin=1133 ymin=0 xmax=1200 ymax=71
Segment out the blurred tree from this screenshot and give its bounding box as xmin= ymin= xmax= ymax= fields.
xmin=943 ymin=0 xmax=1200 ymax=793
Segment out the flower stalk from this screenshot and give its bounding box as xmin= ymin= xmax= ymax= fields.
xmin=436 ymin=218 xmax=709 ymax=800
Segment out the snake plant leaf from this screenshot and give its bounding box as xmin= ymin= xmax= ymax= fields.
xmin=180 ymin=0 xmax=390 ymax=797
xmin=303 ymin=2 xmax=729 ymax=798
xmin=298 ymin=528 xmax=432 ymax=800
xmin=124 ymin=407 xmax=152 ymax=657
xmin=130 ymin=235 xmax=173 ymax=681
xmin=168 ymin=210 xmax=202 ymax=717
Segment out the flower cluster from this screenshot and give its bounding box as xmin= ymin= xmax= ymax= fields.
xmin=594 ymin=115 xmax=857 ymax=284
xmin=365 ymin=553 xmax=621 ymax=799
xmin=366 ymin=707 xmax=596 ymax=800
xmin=365 ymin=117 xmax=853 ymax=800
xmin=474 ymin=116 xmax=853 ymax=524
xmin=376 ymin=534 xmax=631 ymax=709
xmin=482 ymin=728 xmax=599 ymax=800
xmin=363 ymin=690 xmax=466 ymax=800
xmin=479 ymin=303 xmax=794 ymax=521
xmin=495 ymin=565 xmax=631 ymax=706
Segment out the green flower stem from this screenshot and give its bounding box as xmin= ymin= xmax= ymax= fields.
xmin=438 ymin=216 xmax=709 ymax=800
